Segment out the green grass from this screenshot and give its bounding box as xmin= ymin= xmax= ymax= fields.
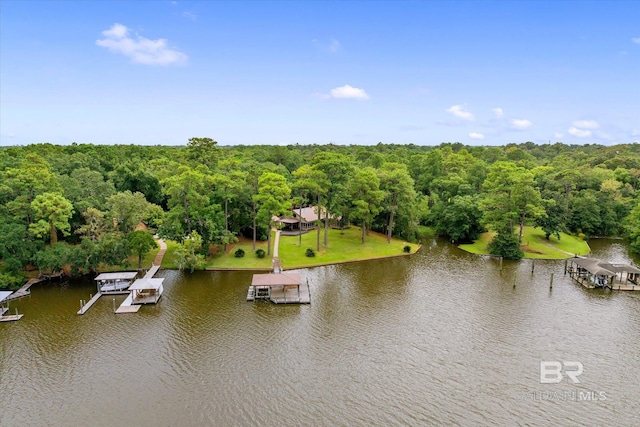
xmin=160 ymin=240 xmax=182 ymax=270
xmin=459 ymin=226 xmax=590 ymax=259
xmin=278 ymin=227 xmax=418 ymax=269
xmin=205 ymin=238 xmax=273 ymax=269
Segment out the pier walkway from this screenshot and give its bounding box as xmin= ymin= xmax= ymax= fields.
xmin=77 ymin=292 xmax=102 ymax=315
xmin=6 ymin=277 xmax=42 ymax=301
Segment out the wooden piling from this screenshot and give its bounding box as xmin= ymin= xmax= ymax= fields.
xmin=500 ymin=257 xmax=503 ymax=271
xmin=550 ymin=273 xmax=554 ymax=289
xmin=531 ymin=260 xmax=535 ymax=274
xmin=564 ymin=259 xmax=568 ymax=274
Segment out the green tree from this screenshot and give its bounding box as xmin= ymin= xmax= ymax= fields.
xmin=186 ymin=137 xmax=218 ymax=169
xmin=175 ymin=230 xmax=207 ymax=273
xmin=29 ymin=192 xmax=74 ymax=244
xmin=480 ymin=161 xmax=544 ymax=243
xmin=161 ymin=166 xmax=217 ymax=241
xmin=378 ymin=163 xmax=417 ymax=242
xmin=292 ymin=164 xmax=328 ymax=251
xmin=253 ymin=172 xmax=291 ymax=255
xmin=127 ymin=231 xmax=158 ymax=269
xmin=432 ymin=195 xmax=483 ymax=243
xmin=349 ymin=168 xmax=384 ymax=244
xmin=106 ymin=191 xmax=156 ymax=234
xmin=312 ymin=152 xmax=354 ymax=247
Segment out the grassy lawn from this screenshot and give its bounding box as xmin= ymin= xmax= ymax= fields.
xmin=278 ymin=227 xmax=418 ymax=269
xmin=204 ymin=237 xmax=273 ymax=269
xmin=459 ymin=226 xmax=590 ymax=259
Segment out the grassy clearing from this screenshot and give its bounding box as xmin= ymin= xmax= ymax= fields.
xmin=278 ymin=227 xmax=418 ymax=269
xmin=205 ymin=237 xmax=273 ymax=269
xmin=459 ymin=226 xmax=590 ymax=259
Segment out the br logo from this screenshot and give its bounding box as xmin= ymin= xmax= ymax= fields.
xmin=540 ymin=361 xmax=584 ymax=384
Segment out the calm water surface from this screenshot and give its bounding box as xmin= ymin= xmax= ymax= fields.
xmin=1 ymin=239 xmax=640 ymax=426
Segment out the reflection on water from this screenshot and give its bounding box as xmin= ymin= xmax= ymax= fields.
xmin=1 ymin=239 xmax=639 ymax=426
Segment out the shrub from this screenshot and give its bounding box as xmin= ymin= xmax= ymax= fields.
xmin=255 ymin=249 xmax=266 ymax=258
xmin=234 ymin=248 xmax=245 ymax=258
xmin=403 ymin=245 xmax=411 ymax=253
xmin=305 ymin=248 xmax=315 ymax=257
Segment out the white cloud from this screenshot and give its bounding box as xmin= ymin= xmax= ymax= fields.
xmin=182 ymin=11 xmax=197 ymax=21
xmin=469 ymin=132 xmax=484 ymax=140
xmin=511 ymin=119 xmax=533 ymax=130
xmin=329 ymin=85 xmax=370 ymax=100
xmin=313 ymin=38 xmax=342 ymax=53
xmin=632 ymin=37 xmax=640 ymax=44
xmin=568 ymin=127 xmax=592 ymax=138
xmin=96 ymin=23 xmax=188 ymax=66
xmin=446 ymin=105 xmax=475 ymax=121
xmin=491 ymin=107 xmax=504 ymax=118
xmin=571 ymin=120 xmax=599 ymax=129
xmin=554 ymin=132 xmax=563 ymax=139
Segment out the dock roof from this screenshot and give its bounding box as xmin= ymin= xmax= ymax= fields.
xmin=129 ymin=278 xmax=164 ymax=290
xmin=95 ymin=272 xmax=138 ymax=281
xmin=0 ymin=291 xmax=13 ymax=303
xmin=251 ymin=273 xmax=301 ymax=287
xmin=572 ymin=258 xmax=617 ymax=276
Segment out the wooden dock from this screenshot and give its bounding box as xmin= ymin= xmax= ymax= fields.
xmin=77 ymin=292 xmax=102 ymax=315
xmin=1 ymin=307 xmax=8 ymax=316
xmin=115 ymin=293 xmax=141 ymax=314
xmin=0 ymin=313 xmax=24 ymax=322
xmin=6 ymin=277 xmax=41 ymax=301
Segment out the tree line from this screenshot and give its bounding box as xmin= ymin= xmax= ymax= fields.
xmin=2 ymin=139 xmax=640 ymax=288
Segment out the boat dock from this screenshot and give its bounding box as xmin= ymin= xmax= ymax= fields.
xmin=567 ymin=257 xmax=640 ymax=290
xmin=247 ymin=272 xmax=311 ymax=304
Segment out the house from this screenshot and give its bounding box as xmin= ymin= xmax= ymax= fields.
xmin=277 ymin=206 xmax=339 ymax=234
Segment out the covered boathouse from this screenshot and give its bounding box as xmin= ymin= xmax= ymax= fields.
xmin=567 ymin=257 xmax=640 ymax=290
xmin=247 ymin=272 xmax=310 ymax=304
xmin=94 ymin=271 xmax=139 ymax=294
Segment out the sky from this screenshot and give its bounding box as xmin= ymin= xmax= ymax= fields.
xmin=1 ymin=0 xmax=639 ymax=147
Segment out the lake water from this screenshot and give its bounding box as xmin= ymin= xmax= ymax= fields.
xmin=1 ymin=239 xmax=639 ymax=426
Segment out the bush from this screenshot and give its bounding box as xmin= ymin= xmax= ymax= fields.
xmin=403 ymin=245 xmax=411 ymax=253
xmin=255 ymin=249 xmax=266 ymax=258
xmin=305 ymin=248 xmax=315 ymax=257
xmin=234 ymin=248 xmax=245 ymax=258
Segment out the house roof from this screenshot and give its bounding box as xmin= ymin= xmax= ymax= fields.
xmin=129 ymin=278 xmax=164 ymax=290
xmin=0 ymin=291 xmax=13 ymax=303
xmin=251 ymin=273 xmax=301 ymax=287
xmin=295 ymin=206 xmax=322 ymax=222
xmin=95 ymin=272 xmax=138 ymax=281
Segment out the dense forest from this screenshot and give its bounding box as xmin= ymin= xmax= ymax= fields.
xmin=2 ymin=140 xmax=640 ymax=289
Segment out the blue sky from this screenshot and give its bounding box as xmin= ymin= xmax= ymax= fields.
xmin=1 ymin=0 xmax=639 ymax=146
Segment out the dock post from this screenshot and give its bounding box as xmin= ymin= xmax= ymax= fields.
xmin=564 ymin=260 xmax=568 ymax=275
xmin=513 ymin=272 xmax=517 ymax=289
xmin=500 ymin=257 xmax=503 ymax=271
xmin=113 ymin=298 xmax=116 ymax=313
xmin=550 ymin=273 xmax=554 ymax=289
xmin=80 ymin=300 xmax=83 ymax=311
xmin=531 ymin=260 xmax=535 ymax=274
